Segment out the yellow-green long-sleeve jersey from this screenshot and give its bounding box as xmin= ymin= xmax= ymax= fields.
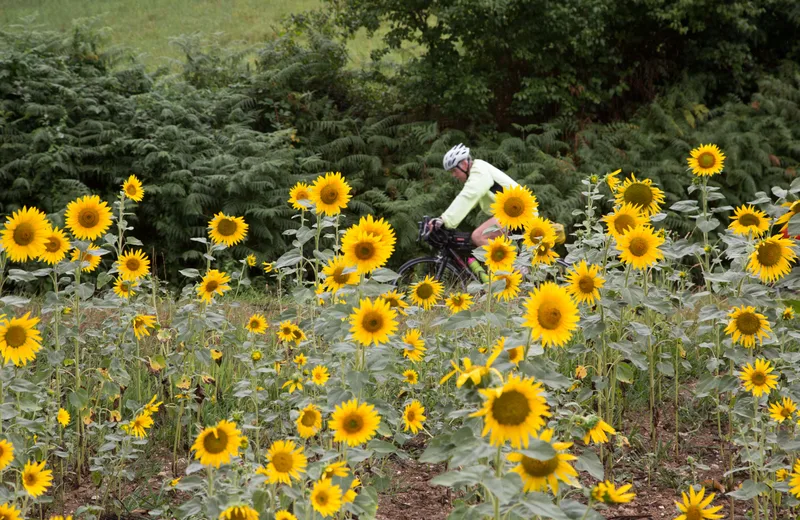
xmin=440 ymin=159 xmax=519 ymax=229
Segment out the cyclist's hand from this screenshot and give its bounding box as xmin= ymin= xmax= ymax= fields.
xmin=427 ymin=217 xmax=444 ymax=234
xmin=553 ymin=223 xmax=566 ymax=245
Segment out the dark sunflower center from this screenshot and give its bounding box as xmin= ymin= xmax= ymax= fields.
xmin=452 ymin=295 xmax=464 ymax=305
xmin=343 ymin=413 xmax=364 ymax=434
xmin=528 ymin=227 xmax=544 ymax=242
xmin=503 ymin=197 xmax=525 ymax=218
xmin=624 ymin=183 xmax=653 ymax=207
xmin=217 ymin=218 xmax=237 ymax=237
xmin=490 ymin=390 xmax=531 ymax=426
xmin=13 ymin=223 xmax=35 ymax=246
xmin=508 ymin=348 xmax=520 ymax=361
xmin=230 ymin=510 xmax=249 ymax=520
xmin=751 ymin=371 xmax=767 ymax=386
xmin=384 ymin=297 xmax=398 ymax=307
xmin=537 ymin=302 xmax=562 ymax=330
xmin=296 ymin=190 xmax=309 ymax=201
xmin=24 ymin=472 xmax=37 ymax=485
xmin=78 ymin=208 xmax=99 ymax=228
xmin=578 ymin=276 xmax=595 ymax=294
xmin=333 ymin=267 xmax=350 ymax=284
xmin=782 ymin=408 xmax=792 ymax=418
xmin=126 ymin=184 xmax=138 ymax=196
xmin=536 ymin=244 xmax=550 ymax=257
xmin=362 ymin=310 xmax=384 ymax=333
xmin=738 ymin=213 xmax=761 ymax=227
xmin=282 ymin=327 xmax=292 ymax=335
xmin=202 ymin=429 xmax=229 ymax=454
xmin=316 ymin=490 xmax=330 ymax=506
xmin=735 ymin=312 xmax=761 ymax=335
xmin=45 ymin=237 xmax=61 ymax=252
xmin=291 ymin=329 xmax=302 ymax=340
xmin=520 ymin=455 xmax=559 ymax=477
xmin=271 ymin=452 xmax=293 ymax=472
xmin=416 ymin=283 xmax=434 ymax=300
xmin=205 ymin=280 xmax=219 ymax=292
xmin=613 ymin=214 xmax=635 ymax=234
xmin=628 ymin=237 xmax=649 ymax=257
xmin=684 ymin=507 xmax=704 ymax=520
xmin=301 ymin=411 xmax=317 ymax=426
xmin=757 ymin=242 xmax=782 ymax=267
xmin=126 ymin=258 xmax=141 ymax=271
xmin=407 ymin=410 xmax=416 ymax=421
xmin=134 ymin=318 xmax=144 ymax=329
xmin=356 ymin=242 xmax=375 ymax=260
xmin=320 ymin=185 xmax=339 ymax=205
xmin=406 ymin=373 xmax=416 ymax=382
xmin=492 ymin=248 xmax=507 ymax=262
xmin=5 ymin=325 xmax=27 ymax=348
xmin=698 ymin=152 xmax=716 ymax=169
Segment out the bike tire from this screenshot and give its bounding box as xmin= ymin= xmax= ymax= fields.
xmin=395 ymin=256 xmax=471 ymax=292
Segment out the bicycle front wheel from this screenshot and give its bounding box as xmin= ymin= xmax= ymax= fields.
xmin=395 ymin=256 xmax=470 ymax=293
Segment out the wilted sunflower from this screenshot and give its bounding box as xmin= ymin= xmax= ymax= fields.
xmin=603 ymin=203 xmax=647 ymax=241
xmin=507 ymin=429 xmax=578 ymax=494
xmin=379 ymin=289 xmax=409 ymax=315
xmin=531 ymin=240 xmax=559 ymax=266
xmin=674 ymin=486 xmax=723 ymax=520
xmin=565 ymin=261 xmax=605 ymax=305
xmin=122 ymin=174 xmax=144 ymax=202
xmin=113 ymin=278 xmax=137 ymax=299
xmin=614 ymin=174 xmax=665 ymax=216
xmin=402 ymin=401 xmax=426 ymax=434
xmin=197 ymin=269 xmax=231 ymax=303
xmin=219 ymin=505 xmax=259 ymax=520
xmin=409 ymin=275 xmax=444 ymax=310
xmin=310 ymin=478 xmax=343 ymax=518
xmin=288 ymin=181 xmax=312 ymax=210
xmin=491 ymin=184 xmax=538 ymax=230
xmin=71 ymin=245 xmax=103 ymax=272
xmin=583 ymin=417 xmax=616 ymax=444
xmin=403 ymin=369 xmax=419 ymax=385
xmin=740 ymin=359 xmax=779 ymax=397
xmin=1 ymin=206 xmax=49 ymax=262
xmin=591 ymin=481 xmax=636 ymax=504
xmin=38 ymin=227 xmax=71 ymax=265
xmin=768 ymin=397 xmax=797 ymax=423
xmin=0 ymin=439 xmax=14 ymax=471
xmin=123 ymin=412 xmax=154 ymax=438
xmin=341 ymin=228 xmax=392 ymax=274
xmin=296 ymin=403 xmax=322 ymax=438
xmin=246 ymin=314 xmax=268 ymax=334
xmin=729 ymin=205 xmax=769 ymax=236
xmin=311 ymin=366 xmax=329 ymax=386
xmin=747 ymin=235 xmax=797 ymax=283
xmin=483 ymin=235 xmax=517 ymax=272
xmin=402 ymin=329 xmax=427 ymax=362
xmin=522 ymin=216 xmax=558 ymax=249
xmin=191 ymin=419 xmax=242 ymax=467
xmin=117 ymin=249 xmax=150 ymax=281
xmin=65 ymin=195 xmax=113 ymax=241
xmin=724 ymin=305 xmax=771 ymax=348
xmin=349 ymin=298 xmax=398 ymax=346
xmin=0 ymin=312 xmax=42 ymax=367
xmin=310 ymin=172 xmax=352 ymax=216
xmin=522 ymin=282 xmax=579 ymax=348
xmin=492 ymin=271 xmax=522 ymax=301
xmin=0 ymin=503 xmax=21 ymax=520
xmin=208 ymin=213 xmax=248 ymax=246
xmin=22 ymin=460 xmax=53 ymax=497
xmin=133 ymin=315 xmax=157 ymax=340
xmin=264 ymin=439 xmax=307 ymax=485
xmin=355 ymin=214 xmax=397 ymax=252
xmin=687 ymin=144 xmax=726 ymax=177
xmin=322 ymin=256 xmax=358 ymax=292
xmin=330 ymin=399 xmax=381 ymax=446
xmin=616 ymin=225 xmax=664 ymax=270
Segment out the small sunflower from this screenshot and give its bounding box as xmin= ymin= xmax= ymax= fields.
xmin=330 ymin=399 xmax=381 ymax=447
xmin=296 ymin=404 xmax=323 ymax=438
xmin=264 ymin=439 xmax=307 ymax=485
xmin=483 ymin=235 xmax=517 ymax=273
xmin=378 ymin=290 xmax=409 ymax=315
xmin=341 ymin=227 xmax=392 ymax=274
xmin=582 ymin=417 xmax=616 ymax=444
xmin=614 ymin=174 xmax=665 ymax=216
xmin=591 ymin=481 xmax=636 ymax=504
xmin=117 ymin=249 xmax=150 ymax=281
xmin=565 ymin=260 xmax=605 ymax=305
xmin=783 ymin=307 xmax=796 ymax=320
xmin=522 ymin=216 xmax=558 ymax=249
xmin=208 ymin=213 xmax=248 ymax=247
xmin=445 ymin=292 xmax=474 ymax=313
xmin=492 ymin=271 xmax=522 ymax=301
xmin=57 ymin=408 xmax=70 ymax=427
xmin=616 ymin=225 xmax=664 ymax=270
xmin=65 ymin=195 xmax=113 ymax=241
xmin=38 ymin=227 xmax=71 ymax=264
xmin=356 ymin=214 xmax=397 ymax=252
xmin=219 ymin=505 xmax=259 ymax=520
xmin=729 ymin=205 xmax=769 ymax=236
xmin=409 ymin=275 xmax=444 ymax=310
xmin=402 ymin=329 xmax=427 ymax=362
xmin=71 ymin=245 xmax=102 ymax=272
xmin=113 ymin=278 xmax=137 ymax=299
xmin=322 ymin=461 xmax=350 ymax=479
xmin=246 ymin=314 xmax=268 ymax=334
xmin=343 ymin=477 xmax=361 ymax=504
xmin=191 ymin=419 xmax=242 ymax=467
xmin=724 ymin=306 xmax=771 ymax=349
xmin=311 ymin=366 xmax=329 ymax=386
xmin=1 ymin=206 xmax=50 ymax=262
xmin=310 ymin=172 xmax=351 ymax=216
xmin=197 ymin=269 xmax=231 ymax=303
xmin=123 ymin=412 xmax=154 ymax=438
xmin=739 ymin=359 xmax=779 ymax=397
xmin=531 ymin=240 xmax=559 ymax=266
xmin=0 ymin=503 xmax=21 ymax=520
xmin=747 ymin=235 xmax=797 ymax=283
xmin=0 ymin=439 xmax=14 ymax=471
xmin=22 ymin=460 xmax=53 ymax=497
xmin=277 ymin=321 xmax=297 ymax=342
xmin=768 ymin=397 xmax=797 ymax=423
xmin=133 ymin=314 xmax=157 ymax=340
xmin=0 ymin=312 xmax=43 ymax=367
xmin=349 ymin=298 xmax=398 ymax=346
xmin=606 ymin=169 xmax=622 ymax=192
xmin=122 ymin=175 xmax=144 ymax=202
xmin=603 ymin=203 xmax=647 ymax=241
xmin=275 ymin=511 xmax=298 ymax=520
xmin=262 ymin=261 xmax=274 ymax=273
xmin=245 ymin=254 xmax=256 ymax=267
xmin=402 ymin=401 xmax=426 ymax=434
xmin=282 ymin=378 xmax=303 ymax=394
xmin=310 ymin=478 xmax=343 ymax=518
xmin=522 ymin=282 xmax=580 ymax=348
xmin=403 ymin=369 xmax=419 ymax=385
xmin=288 ymin=181 xmax=312 ymax=211
xmin=470 ymin=374 xmax=551 ymax=448
xmin=493 ymin=337 xmax=524 ymax=366
xmin=507 ymin=429 xmax=578 ymax=494
xmin=777 ymin=468 xmax=790 ymax=482
xmin=322 ymin=256 xmax=358 ymax=292
xmin=674 ymin=486 xmax=723 ymax=520
xmin=491 ymin=184 xmax=538 ymax=230
xmin=687 ymin=144 xmax=726 ymax=177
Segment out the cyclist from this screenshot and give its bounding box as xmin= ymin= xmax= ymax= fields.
xmin=428 ymin=143 xmax=565 ymax=246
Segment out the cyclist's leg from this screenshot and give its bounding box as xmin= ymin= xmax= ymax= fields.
xmin=471 ymin=217 xmax=503 ymax=246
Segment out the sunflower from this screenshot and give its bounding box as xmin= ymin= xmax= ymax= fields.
xmin=277 ymin=321 xmax=297 ymax=342
xmin=245 ymin=254 xmax=256 ymax=267
xmin=445 ymin=292 xmax=474 ymax=313
xmin=310 ymin=478 xmax=343 ymax=518
xmin=778 ymin=468 xmax=790 ymax=482
xmin=783 ymin=307 xmax=795 ymax=320
xmin=776 ymin=199 xmax=800 ymax=229
xmin=616 ymin=225 xmax=664 ymax=270
xmin=71 ymin=245 xmax=102 ymax=272
xmin=1 ymin=206 xmax=50 ymax=262
xmin=262 ymin=261 xmax=274 ymax=273
xmin=356 ymin=214 xmax=397 ymax=251
xmin=133 ymin=314 xmax=157 ymax=340
xmin=602 ymin=203 xmax=647 ymax=241
xmin=122 ymin=175 xmax=144 ymax=202
xmin=606 ymin=169 xmax=622 ymax=192
xmin=343 ymin=478 xmax=361 ymax=504
xmin=296 ymin=404 xmax=322 ymax=438
xmin=275 ymin=511 xmax=298 ymax=520
xmin=522 ymin=216 xmax=558 ymax=249
xmin=0 ymin=439 xmax=14 ymax=471
xmin=402 ymin=329 xmax=427 ymax=362
xmin=330 ymin=399 xmax=381 ymax=447
xmin=409 ymin=275 xmax=444 ymax=310
xmin=264 ymin=439 xmax=307 ymax=485
xmin=117 ymin=249 xmax=150 ymax=281
xmin=322 ymin=461 xmax=350 ymax=480
xmin=65 ymin=195 xmax=113 ymax=240
xmin=38 ymin=227 xmax=71 ymax=265
xmin=123 ymin=412 xmax=154 ymax=438
xmin=614 ymin=174 xmax=665 ymax=216
xmin=747 ymin=235 xmax=797 ymax=283
xmin=768 ymin=397 xmax=797 ymax=423
xmin=191 ymin=419 xmax=242 ymax=467
xmin=322 ymin=256 xmax=358 ymax=292
xmin=57 ymin=408 xmax=70 ymax=428
xmin=729 ymin=205 xmax=769 ymax=237
xmin=342 ymin=229 xmax=392 ymax=275
xmin=288 ymin=181 xmax=312 ymax=211
xmin=208 ymin=213 xmax=248 ymax=247
xmin=349 ymin=298 xmax=398 ymax=346
xmin=491 ymin=184 xmax=538 ymax=230
xmin=790 ymin=460 xmax=800 ymax=497
xmin=402 ymin=401 xmax=426 ymax=434
xmin=113 ymin=278 xmax=137 ymax=299
xmin=591 ymin=481 xmax=636 ymax=504
xmin=739 ymin=359 xmax=779 ymax=397
xmin=246 ymin=314 xmax=267 ymax=334
xmin=522 ymin=282 xmax=579 ymax=348
xmin=282 ymin=378 xmax=303 ymax=394
xmin=0 ymin=312 xmax=42 ymax=367
xmin=219 ymin=505 xmax=259 ymax=520
xmin=583 ymin=417 xmax=616 ymax=444
xmin=483 ymin=235 xmax=517 ymax=272
xmin=565 ymin=261 xmax=605 ymax=305
xmin=492 ymin=271 xmax=522 ymax=301
xmin=22 ymin=460 xmax=53 ymax=497
xmin=403 ymin=369 xmax=419 ymax=385
xmin=470 ymin=374 xmax=551 ymax=448
xmin=311 ymin=366 xmax=329 ymax=386
xmin=493 ymin=338 xmax=524 ymax=366
xmin=310 ymin=172 xmax=351 ymax=216
xmin=507 ymin=429 xmax=578 ymax=494
xmin=0 ymin=503 xmax=21 ymax=520
xmin=674 ymin=486 xmax=723 ymax=520
xmin=531 ymin=240 xmax=559 ymax=266
xmin=724 ymin=306 xmax=771 ymax=348
xmin=197 ymin=269 xmax=231 ymax=303
xmin=687 ymin=144 xmax=726 ymax=177
xmin=144 ymin=395 xmax=162 ymax=415
xmin=378 ymin=290 xmax=409 ymax=315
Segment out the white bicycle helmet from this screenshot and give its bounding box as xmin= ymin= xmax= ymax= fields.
xmin=443 ymin=143 xmax=471 ymax=171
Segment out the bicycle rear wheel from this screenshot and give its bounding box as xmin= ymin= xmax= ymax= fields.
xmin=395 ymin=256 xmax=470 ymax=293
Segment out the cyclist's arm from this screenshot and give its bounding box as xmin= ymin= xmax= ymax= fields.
xmin=440 ymin=173 xmax=493 ymax=229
